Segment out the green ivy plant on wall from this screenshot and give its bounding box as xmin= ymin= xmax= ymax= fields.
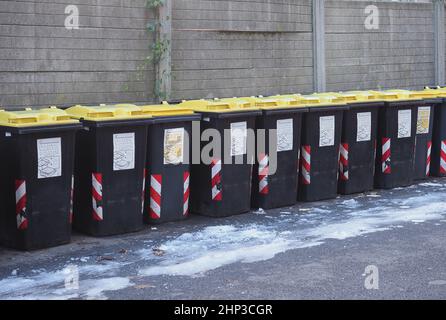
xmin=124 ymin=0 xmax=170 ymax=102
xmin=146 ymin=0 xmax=164 ymax=9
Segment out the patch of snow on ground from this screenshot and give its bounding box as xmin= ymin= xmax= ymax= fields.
xmin=2 ymin=184 xmax=446 ymax=297
xmin=419 ymin=182 xmax=444 ymax=187
xmin=341 ymin=199 xmax=359 ymax=208
xmin=311 ymin=208 xmax=332 ymax=213
xmin=0 ymin=262 xmax=131 ymax=300
xmin=138 ymin=194 xmax=446 ymax=277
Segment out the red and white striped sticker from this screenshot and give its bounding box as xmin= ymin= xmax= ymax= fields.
xmin=150 ymin=174 xmax=162 ymax=219
xmin=15 ymin=179 xmax=28 ymax=230
xmin=142 ymin=169 xmax=147 ymax=214
xmin=301 ymin=145 xmax=311 ymax=185
xmin=382 ymin=138 xmax=391 ymax=174
xmin=183 ymin=171 xmax=190 ymax=216
xmin=426 ymin=141 xmax=432 ymax=176
xmin=441 ymin=140 xmax=446 ymax=174
xmin=339 ymin=143 xmax=349 ymax=181
xmin=211 ymin=159 xmax=222 ymax=201
xmin=92 ymin=173 xmax=103 ymax=221
xmin=258 ymin=153 xmax=269 ymax=195
xmin=69 ymin=175 xmax=74 ymax=224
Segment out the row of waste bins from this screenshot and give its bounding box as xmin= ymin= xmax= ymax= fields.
xmin=1 ymin=88 xmax=446 ymax=250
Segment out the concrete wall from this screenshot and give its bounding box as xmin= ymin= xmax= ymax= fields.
xmin=0 ymin=0 xmax=443 ymax=108
xmin=325 ymin=0 xmax=435 ymax=92
xmin=171 ymin=0 xmax=313 ymax=100
xmin=0 ymin=0 xmax=154 ymax=108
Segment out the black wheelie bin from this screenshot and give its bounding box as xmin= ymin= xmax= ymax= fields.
xmin=66 ymin=105 xmax=152 ymax=236
xmin=179 ymin=99 xmax=261 ymax=217
xmin=0 ymin=107 xmax=81 ymax=250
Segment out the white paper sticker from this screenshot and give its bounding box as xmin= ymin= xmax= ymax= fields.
xmin=398 ymin=109 xmax=412 ymax=138
xmin=277 ymin=118 xmax=294 ymax=152
xmin=319 ymin=116 xmax=335 ymax=147
xmin=37 ymin=137 xmax=62 ymax=179
xmin=230 ymin=122 xmax=247 ymax=156
xmin=357 ymin=112 xmax=372 ymax=142
xmin=164 ymin=128 xmax=185 ymax=165
xmin=113 ymin=132 xmax=135 ymax=171
xmin=416 ymin=106 xmax=431 ymax=135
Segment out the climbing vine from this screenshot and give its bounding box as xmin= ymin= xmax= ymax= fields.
xmin=124 ymin=0 xmax=170 ymax=101
xmin=146 ymin=0 xmax=164 ymax=9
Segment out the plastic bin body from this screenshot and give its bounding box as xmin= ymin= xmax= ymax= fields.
xmin=144 ymin=114 xmax=200 ymax=224
xmin=374 ymin=101 xmax=419 ymax=189
xmin=252 ymin=108 xmax=305 ymax=209
xmin=338 ymin=102 xmax=380 ymax=195
xmin=431 ymin=98 xmax=446 ymax=177
xmin=72 ymin=120 xmax=149 ymax=236
xmin=298 ymin=106 xmax=346 ymax=202
xmin=0 ymin=111 xmax=80 ymax=250
xmin=190 ymin=111 xmax=259 ymax=217
xmin=413 ymin=99 xmax=440 ymax=180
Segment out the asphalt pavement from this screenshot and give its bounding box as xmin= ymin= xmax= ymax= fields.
xmin=0 ymin=179 xmax=446 ymax=300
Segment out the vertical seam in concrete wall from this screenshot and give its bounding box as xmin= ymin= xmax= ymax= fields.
xmin=313 ymin=0 xmax=326 ymax=92
xmin=157 ymin=0 xmax=172 ymax=101
xmin=434 ymin=0 xmax=445 ymax=86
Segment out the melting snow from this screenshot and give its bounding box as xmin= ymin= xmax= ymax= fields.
xmin=341 ymin=199 xmax=359 ymax=208
xmin=253 ymin=208 xmax=266 ymax=215
xmin=1 ymin=182 xmax=446 ymax=298
xmin=419 ymin=182 xmax=444 ymax=187
xmin=139 ymin=195 xmax=446 ymax=277
xmin=0 ymin=262 xmax=131 ymax=300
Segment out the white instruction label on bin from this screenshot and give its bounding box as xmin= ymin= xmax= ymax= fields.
xmin=277 ymin=118 xmax=294 ymax=152
xmin=398 ymin=109 xmax=412 ymax=138
xmin=416 ymin=106 xmax=431 ymax=135
xmin=357 ymin=112 xmax=372 ymax=142
xmin=230 ymin=121 xmax=247 ymax=156
xmin=37 ymin=137 xmax=62 ymax=179
xmin=164 ymin=128 xmax=185 ymax=165
xmin=113 ymin=132 xmax=135 ymax=171
xmin=319 ymin=116 xmax=335 ymax=147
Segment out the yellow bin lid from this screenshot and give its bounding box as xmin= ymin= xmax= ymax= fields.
xmin=340 ymin=91 xmax=384 ymax=102
xmin=0 ymin=106 xmax=79 ymax=128
xmin=116 ymin=102 xmax=196 ymax=117
xmin=301 ymin=94 xmax=347 ymax=107
xmin=217 ymin=97 xmax=276 ymax=110
xmin=213 ymin=97 xmax=256 ymax=109
xmin=66 ymin=104 xmax=152 ymax=121
xmin=410 ymin=88 xmax=446 ymax=99
xmin=368 ymin=90 xmax=423 ymax=102
xmin=423 ymin=87 xmax=446 ymax=98
xmin=179 ymin=99 xmax=259 ymax=113
xmin=256 ymin=95 xmax=307 ymax=110
xmin=317 ymin=91 xmax=385 ymax=105
xmin=267 ymin=94 xmax=304 ymax=104
xmin=218 ymin=96 xmax=307 ymax=110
